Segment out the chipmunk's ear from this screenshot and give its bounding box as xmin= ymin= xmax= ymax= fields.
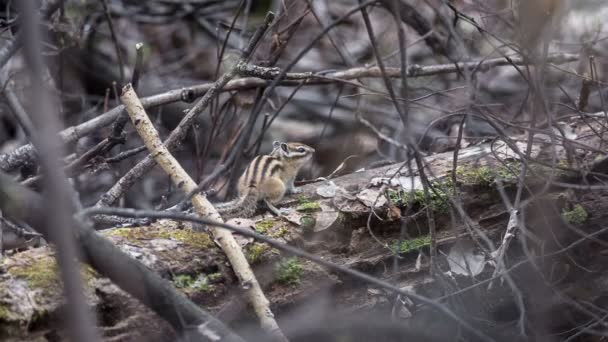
xmin=272 ymin=141 xmax=282 ymax=149
xmin=280 ymin=142 xmax=288 ymax=153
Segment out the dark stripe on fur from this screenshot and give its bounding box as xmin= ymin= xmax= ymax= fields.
xmin=248 ymin=156 xmax=263 ymax=188
xmin=270 ymin=162 xmax=283 ymax=176
xmin=259 ymin=156 xmax=277 ymax=182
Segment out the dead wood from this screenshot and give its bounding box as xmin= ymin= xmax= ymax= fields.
xmin=0 ymin=116 xmax=607 ymax=340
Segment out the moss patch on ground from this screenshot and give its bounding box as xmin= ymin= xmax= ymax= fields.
xmin=173 ymin=274 xmax=214 ymax=293
xmin=8 ymin=256 xmax=95 ymax=289
xmin=392 ymin=235 xmax=432 ymax=254
xmin=296 ymin=196 xmax=321 ymax=212
xmin=246 ymin=243 xmax=271 ymax=264
xmin=254 ymin=219 xmax=290 ymax=239
xmin=455 ymin=163 xmax=519 ymax=186
xmin=562 ymin=204 xmax=588 ymax=225
xmin=108 ymin=226 xmax=214 ymax=249
xmin=275 ymin=257 xmax=302 ymax=285
xmin=8 ymin=256 xmax=59 ymax=290
xmin=387 ymin=183 xmax=452 ymax=213
xmin=255 ymin=219 xmax=275 ymax=234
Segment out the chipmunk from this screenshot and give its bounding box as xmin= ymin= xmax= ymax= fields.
xmin=214 ymin=141 xmax=315 ymax=217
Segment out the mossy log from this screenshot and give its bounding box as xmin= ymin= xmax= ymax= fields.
xmin=2 ymin=119 xmax=608 ymax=341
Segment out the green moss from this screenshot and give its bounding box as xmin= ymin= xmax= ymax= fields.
xmin=81 ymin=265 xmax=98 ymax=284
xmin=558 ymin=159 xmax=570 ymax=169
xmin=300 ymin=215 xmax=315 ymax=226
xmin=173 ymin=274 xmax=213 ymax=292
xmin=296 ymin=196 xmax=321 ymax=212
xmin=0 ymin=304 xmax=12 ymax=321
xmin=255 ymin=219 xmax=275 ymax=234
xmin=456 ymin=165 xmax=495 ymax=185
xmin=254 ymin=219 xmax=290 ymax=238
xmin=246 ymin=243 xmax=270 ymax=264
xmin=456 ymin=163 xmax=520 ymax=186
xmin=174 ymin=274 xmax=194 ymax=288
xmin=275 ymin=257 xmax=302 ymax=285
xmin=392 ymin=235 xmax=432 ymax=253
xmin=156 ymin=229 xmax=214 ymax=249
xmin=9 ymin=256 xmax=59 ymax=289
xmin=270 ymin=226 xmax=289 ymax=239
xmin=562 ymin=204 xmax=588 ymax=225
xmin=300 ymin=215 xmax=316 ymax=235
xmin=387 ymin=183 xmax=451 ymax=213
xmin=108 ymin=227 xmax=213 ymax=249
xmin=7 ymin=254 xmax=98 ymax=294
xmin=208 ymin=272 xmax=222 ymax=281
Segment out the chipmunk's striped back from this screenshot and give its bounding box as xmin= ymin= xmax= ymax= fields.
xmin=238 ymin=155 xmax=283 ymax=192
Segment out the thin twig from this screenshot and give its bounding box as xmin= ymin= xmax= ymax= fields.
xmin=99 ymin=0 xmax=125 ymax=84
xmin=131 ymin=42 xmax=144 ymax=89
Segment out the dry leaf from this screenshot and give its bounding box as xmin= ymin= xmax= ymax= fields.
xmin=356 ymin=188 xmax=387 ymax=208
xmin=226 ymin=218 xmax=256 ymax=247
xmin=447 ymin=240 xmax=486 ymax=276
xmin=316 ymin=181 xmax=338 ymax=198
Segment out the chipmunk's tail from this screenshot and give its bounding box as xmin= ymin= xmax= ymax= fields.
xmin=214 ymin=188 xmax=259 ymax=218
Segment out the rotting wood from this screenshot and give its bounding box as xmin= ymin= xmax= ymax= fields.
xmin=1 ymin=117 xmax=608 ymax=340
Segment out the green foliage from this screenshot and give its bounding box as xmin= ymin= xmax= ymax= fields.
xmin=173 ymin=274 xmax=213 ymax=292
xmin=392 ymin=235 xmax=432 ymax=253
xmin=270 ymin=226 xmax=289 ymax=238
xmin=247 ymin=243 xmax=270 ymax=264
xmin=275 ymin=257 xmax=302 ymax=285
xmin=208 ymin=273 xmax=222 ymax=281
xmin=562 ymin=204 xmax=588 ymax=225
xmin=387 ymin=183 xmax=451 ymax=213
xmin=9 ymin=257 xmax=59 ymax=289
xmin=173 ymin=274 xmax=194 ymax=288
xmin=109 ymin=227 xmax=213 ymax=249
xmin=255 ymin=219 xmax=289 ymax=238
xmin=255 ymin=219 xmax=275 ymax=234
xmin=455 ymin=163 xmax=520 ymax=186
xmin=296 ymin=196 xmax=321 ymax=212
xmin=7 ymin=255 xmax=97 ymax=291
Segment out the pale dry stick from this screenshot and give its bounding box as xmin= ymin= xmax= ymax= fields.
xmin=121 ymin=84 xmax=288 ymax=342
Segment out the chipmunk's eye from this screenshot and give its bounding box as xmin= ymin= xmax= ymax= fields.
xmin=297 ymin=147 xmax=306 ymax=153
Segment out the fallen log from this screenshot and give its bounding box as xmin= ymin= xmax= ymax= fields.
xmin=1 ymin=116 xmax=607 ymax=341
